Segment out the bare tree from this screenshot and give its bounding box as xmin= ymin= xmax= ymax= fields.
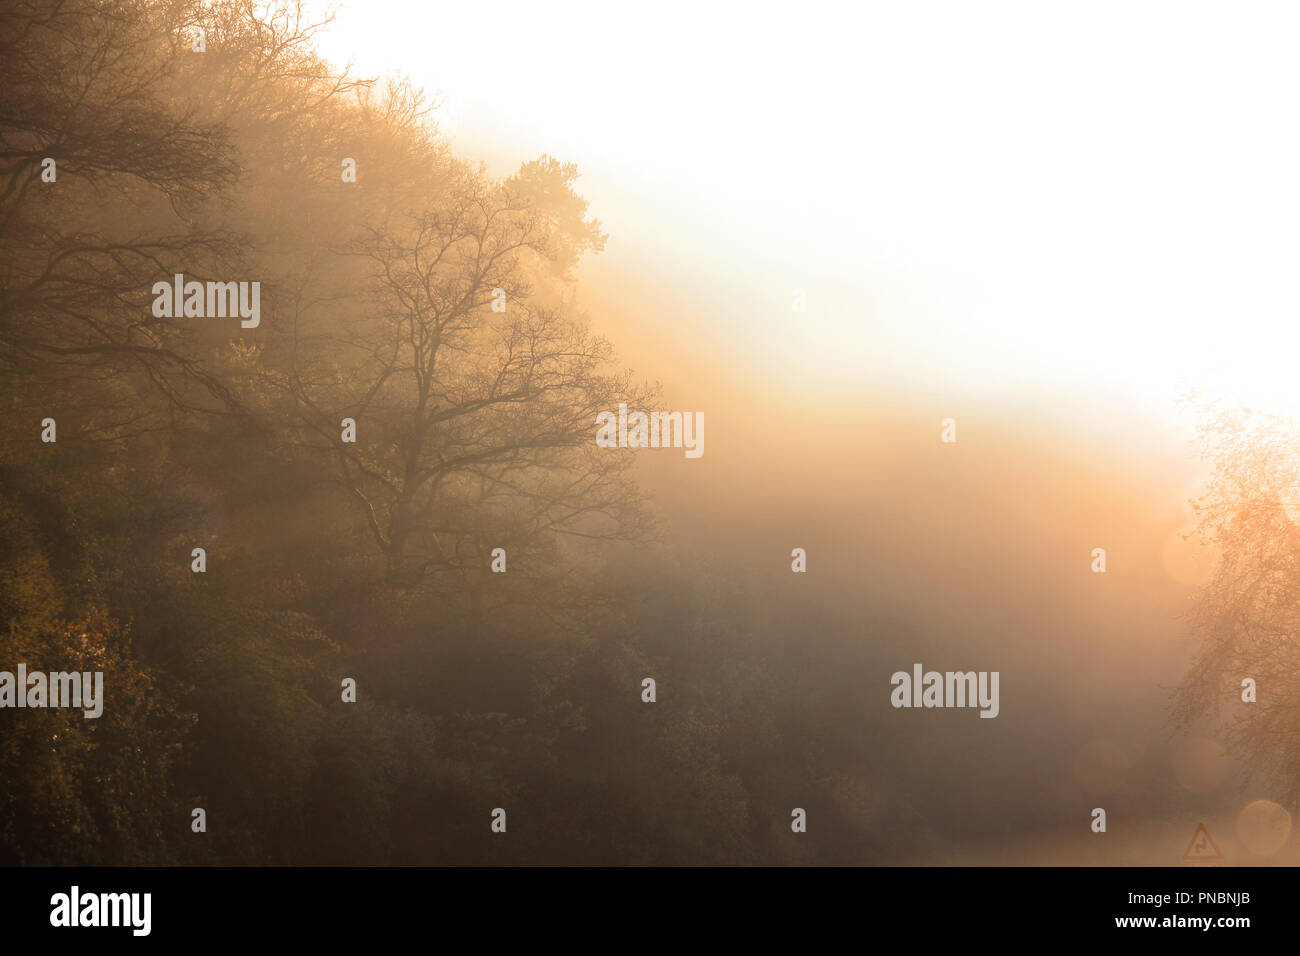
xmin=0 ymin=0 xmax=238 ymax=423
xmin=1173 ymin=395 xmax=1300 ymax=804
xmin=270 ymin=157 xmax=657 ymax=601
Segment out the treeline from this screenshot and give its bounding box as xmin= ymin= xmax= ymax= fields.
xmin=0 ymin=0 xmax=904 ymax=864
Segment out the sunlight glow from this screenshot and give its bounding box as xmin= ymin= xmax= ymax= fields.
xmin=315 ymin=0 xmax=1300 ymax=415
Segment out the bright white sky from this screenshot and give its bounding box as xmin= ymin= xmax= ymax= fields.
xmin=313 ymin=0 xmax=1300 ymax=418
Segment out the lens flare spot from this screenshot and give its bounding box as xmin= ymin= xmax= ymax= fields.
xmin=1236 ymin=799 xmax=1292 ymax=856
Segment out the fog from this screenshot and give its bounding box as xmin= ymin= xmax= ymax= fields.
xmin=1 ymin=0 xmax=1295 ymax=866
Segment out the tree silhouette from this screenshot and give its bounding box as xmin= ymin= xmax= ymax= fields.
xmin=1174 ymin=395 xmax=1300 ymax=804
xmin=0 ymin=0 xmax=238 ymax=421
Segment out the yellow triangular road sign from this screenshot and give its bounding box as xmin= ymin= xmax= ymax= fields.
xmin=1182 ymin=822 xmax=1223 ymax=861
